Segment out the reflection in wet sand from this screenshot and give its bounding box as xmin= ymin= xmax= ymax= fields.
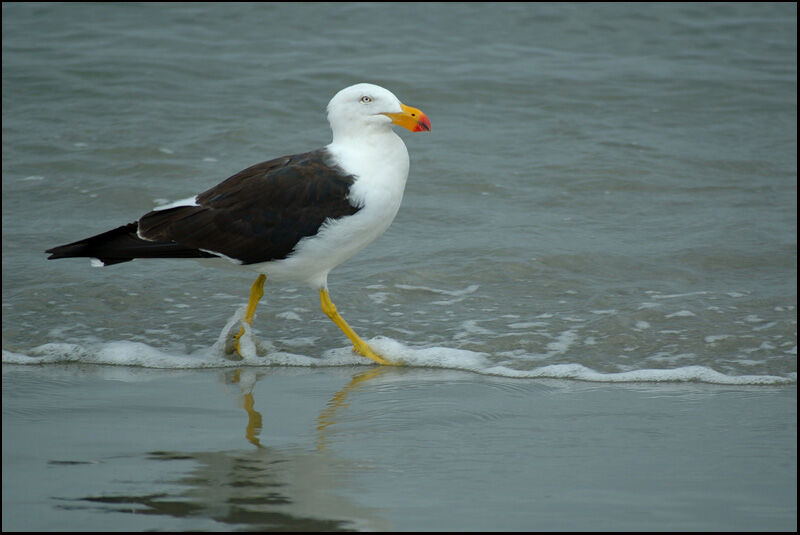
xmin=59 ymin=368 xmax=393 ymax=531
xmin=316 ymin=367 xmax=394 ymax=452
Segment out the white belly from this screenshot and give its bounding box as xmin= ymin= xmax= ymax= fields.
xmin=251 ymin=195 xmax=401 ymax=288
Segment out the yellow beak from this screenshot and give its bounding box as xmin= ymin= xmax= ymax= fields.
xmin=383 ymin=103 xmax=431 ymax=132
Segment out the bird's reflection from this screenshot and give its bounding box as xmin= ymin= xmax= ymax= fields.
xmin=60 ymin=365 xmax=394 ymax=531
xmin=231 ymin=365 xmax=393 ymax=450
xmin=231 ymin=369 xmax=264 ymax=447
xmin=315 ymin=366 xmax=393 ymax=451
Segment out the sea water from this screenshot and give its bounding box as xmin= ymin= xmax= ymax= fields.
xmin=2 ymin=2 xmax=796 ymax=531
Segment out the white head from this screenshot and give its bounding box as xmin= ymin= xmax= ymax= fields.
xmin=326 ymin=83 xmax=430 ymax=142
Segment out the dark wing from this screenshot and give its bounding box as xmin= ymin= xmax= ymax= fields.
xmin=46 ymin=149 xmax=360 ymax=266
xmin=45 ymin=222 xmax=218 ymax=265
xmin=138 ymin=149 xmax=360 ymax=264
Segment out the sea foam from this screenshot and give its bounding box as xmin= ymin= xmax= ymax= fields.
xmin=3 ymin=337 xmax=795 ymax=385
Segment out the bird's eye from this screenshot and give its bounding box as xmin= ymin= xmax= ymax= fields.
xmin=360 ymin=95 xmax=373 ymax=104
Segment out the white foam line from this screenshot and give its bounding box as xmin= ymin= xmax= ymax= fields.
xmin=650 ymin=291 xmax=711 ymax=300
xmin=395 ymin=284 xmax=480 ymax=297
xmin=4 ymin=340 xmax=794 ymax=386
xmin=665 ymin=310 xmax=696 ymax=318
xmin=480 ymin=364 xmax=796 ymax=385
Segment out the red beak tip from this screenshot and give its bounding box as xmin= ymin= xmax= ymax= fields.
xmin=415 ymin=116 xmax=432 ymax=132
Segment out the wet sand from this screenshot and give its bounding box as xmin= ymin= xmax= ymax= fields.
xmin=2 ymin=364 xmax=796 ymax=531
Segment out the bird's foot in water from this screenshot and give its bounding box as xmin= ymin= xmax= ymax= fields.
xmin=219 ymin=323 xmax=253 ymax=360
xmin=233 ymin=324 xmax=262 ymax=359
xmin=353 ymin=341 xmax=396 ymax=366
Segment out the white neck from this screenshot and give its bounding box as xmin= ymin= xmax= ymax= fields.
xmin=326 ymin=127 xmax=410 ymax=210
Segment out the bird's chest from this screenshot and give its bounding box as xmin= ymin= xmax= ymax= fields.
xmin=281 ymin=170 xmax=405 ymax=280
xmin=329 ymin=173 xmax=406 ymax=251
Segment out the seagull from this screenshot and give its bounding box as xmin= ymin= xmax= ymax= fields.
xmin=46 ymin=83 xmax=431 ymax=365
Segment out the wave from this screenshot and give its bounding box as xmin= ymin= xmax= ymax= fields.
xmin=3 ymin=336 xmax=795 ymax=386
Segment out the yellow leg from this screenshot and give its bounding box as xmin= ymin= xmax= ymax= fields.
xmin=242 ymin=392 xmax=263 ymax=448
xmin=232 ymin=370 xmax=263 ymax=448
xmin=235 ymin=274 xmax=266 ymax=356
xmin=319 ymin=288 xmax=394 ymax=366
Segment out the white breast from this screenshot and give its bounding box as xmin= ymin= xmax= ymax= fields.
xmin=250 ymin=131 xmax=410 ymax=288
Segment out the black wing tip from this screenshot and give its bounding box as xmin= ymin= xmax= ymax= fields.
xmin=45 ymin=244 xmax=132 ymax=266
xmin=45 ymin=243 xmax=87 ymax=260
xmin=45 ymin=234 xmax=219 ymax=264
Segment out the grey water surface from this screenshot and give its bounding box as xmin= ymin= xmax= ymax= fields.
xmin=2 ymin=2 xmax=796 ymax=531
